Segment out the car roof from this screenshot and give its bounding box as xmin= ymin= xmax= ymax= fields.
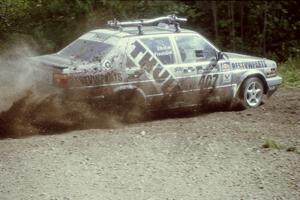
xmin=90 ymin=25 xmax=196 ymax=38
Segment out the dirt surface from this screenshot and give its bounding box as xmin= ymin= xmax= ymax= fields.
xmin=0 ymin=87 xmax=299 ymax=200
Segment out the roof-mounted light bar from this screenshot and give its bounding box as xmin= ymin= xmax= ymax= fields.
xmin=107 ymin=15 xmax=187 ymax=34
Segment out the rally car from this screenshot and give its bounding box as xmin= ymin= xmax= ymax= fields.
xmin=31 ymin=15 xmax=282 ymax=118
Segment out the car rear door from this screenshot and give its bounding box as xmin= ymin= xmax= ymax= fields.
xmin=125 ymin=35 xmax=183 ymax=108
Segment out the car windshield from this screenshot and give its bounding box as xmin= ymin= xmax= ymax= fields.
xmin=58 ymin=32 xmax=119 ymax=62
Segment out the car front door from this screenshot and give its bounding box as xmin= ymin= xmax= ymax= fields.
xmin=171 ymin=34 xmax=231 ymax=106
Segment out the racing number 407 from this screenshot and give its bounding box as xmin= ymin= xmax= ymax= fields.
xmin=198 ymin=74 xmax=219 ymax=89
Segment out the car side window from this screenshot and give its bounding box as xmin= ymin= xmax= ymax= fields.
xmin=141 ymin=37 xmax=175 ymax=65
xmin=175 ymin=35 xmax=216 ymax=63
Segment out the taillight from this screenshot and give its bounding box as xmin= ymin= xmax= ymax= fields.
xmin=53 ymin=73 xmax=68 ymax=88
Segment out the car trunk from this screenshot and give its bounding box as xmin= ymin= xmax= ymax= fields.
xmin=29 ymin=31 xmax=120 ymax=88
xmin=30 ymin=54 xmax=71 ymax=69
xmin=29 ymin=54 xmax=69 ymax=88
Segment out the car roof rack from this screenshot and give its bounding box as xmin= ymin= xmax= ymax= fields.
xmin=107 ymin=14 xmax=187 ymax=35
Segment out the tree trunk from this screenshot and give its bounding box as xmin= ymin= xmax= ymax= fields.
xmin=231 ymin=1 xmax=235 ymax=50
xmin=240 ymin=1 xmax=244 ymax=42
xmin=211 ymin=1 xmax=218 ymax=42
xmin=262 ymin=4 xmax=267 ymax=56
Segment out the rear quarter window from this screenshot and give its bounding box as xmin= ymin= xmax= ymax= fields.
xmin=141 ymin=37 xmax=175 ymax=65
xmin=59 ymin=40 xmax=112 ymax=62
xmin=58 ymin=32 xmax=120 ymax=62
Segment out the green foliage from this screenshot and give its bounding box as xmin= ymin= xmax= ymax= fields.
xmin=0 ymin=0 xmax=299 ymax=63
xmin=262 ymin=139 xmax=299 ymax=154
xmin=262 ymin=139 xmax=284 ymax=150
xmin=278 ymin=57 xmax=300 ymax=88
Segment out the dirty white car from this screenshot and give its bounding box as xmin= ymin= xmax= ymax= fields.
xmin=31 ymin=15 xmax=282 ymax=117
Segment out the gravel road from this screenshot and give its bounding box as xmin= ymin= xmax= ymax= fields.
xmin=0 ymin=88 xmax=299 ymax=200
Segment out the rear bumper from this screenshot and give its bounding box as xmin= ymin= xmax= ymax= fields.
xmin=266 ymin=76 xmax=282 ymax=97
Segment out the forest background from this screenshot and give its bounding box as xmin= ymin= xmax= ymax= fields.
xmin=0 ymin=0 xmax=299 ymax=86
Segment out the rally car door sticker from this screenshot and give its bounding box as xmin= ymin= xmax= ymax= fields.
xmin=127 ymin=39 xmax=180 ymax=95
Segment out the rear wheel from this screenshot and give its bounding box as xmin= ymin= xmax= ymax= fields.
xmin=239 ymin=77 xmax=264 ymax=109
xmin=114 ymin=91 xmax=146 ymax=123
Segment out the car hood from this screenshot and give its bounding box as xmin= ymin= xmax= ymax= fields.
xmin=224 ymin=52 xmax=277 ymax=68
xmin=224 ymin=52 xmax=264 ymax=61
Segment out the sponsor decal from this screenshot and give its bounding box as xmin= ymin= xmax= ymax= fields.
xmin=174 ymin=66 xmax=196 ymax=74
xmin=184 ymin=67 xmax=195 ymax=74
xmin=173 ymin=62 xmax=218 ymax=76
xmin=103 ymin=60 xmax=112 ymax=70
xmin=222 ymin=73 xmax=231 ymax=84
xmin=221 ymin=63 xmax=231 ymax=72
xmin=174 ymin=67 xmax=184 ymax=73
xmin=196 ymin=66 xmax=204 ymax=74
xmin=232 ymin=60 xmax=267 ymax=70
xmin=69 ymin=70 xmax=122 ymax=86
xmin=128 ymin=40 xmax=179 ymax=94
xmin=173 ymin=65 xmax=205 ymax=75
xmin=154 ymin=45 xmax=173 ymax=57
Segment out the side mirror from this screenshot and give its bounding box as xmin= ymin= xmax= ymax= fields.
xmin=216 ymin=51 xmax=224 ymax=61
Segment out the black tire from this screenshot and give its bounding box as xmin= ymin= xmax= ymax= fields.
xmin=114 ymin=90 xmax=146 ymax=123
xmin=239 ymin=77 xmax=264 ymax=109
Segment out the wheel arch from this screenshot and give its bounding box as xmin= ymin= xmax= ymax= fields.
xmin=235 ymin=71 xmax=268 ymax=97
xmin=112 ymin=85 xmax=147 ymax=106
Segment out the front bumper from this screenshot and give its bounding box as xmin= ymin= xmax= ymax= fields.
xmin=266 ymin=76 xmax=282 ymax=97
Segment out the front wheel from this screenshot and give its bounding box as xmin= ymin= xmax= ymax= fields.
xmin=239 ymin=77 xmax=264 ymax=109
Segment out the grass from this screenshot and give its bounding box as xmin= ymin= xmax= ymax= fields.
xmin=262 ymin=139 xmax=300 ymax=154
xmin=278 ymin=57 xmax=300 ymax=88
xmin=262 ymin=139 xmax=284 ymax=150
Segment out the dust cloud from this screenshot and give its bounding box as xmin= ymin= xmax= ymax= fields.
xmin=0 ymin=45 xmax=38 ymax=112
xmin=0 ymin=45 xmax=122 ymax=139
xmin=0 ymin=45 xmax=226 ymax=139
